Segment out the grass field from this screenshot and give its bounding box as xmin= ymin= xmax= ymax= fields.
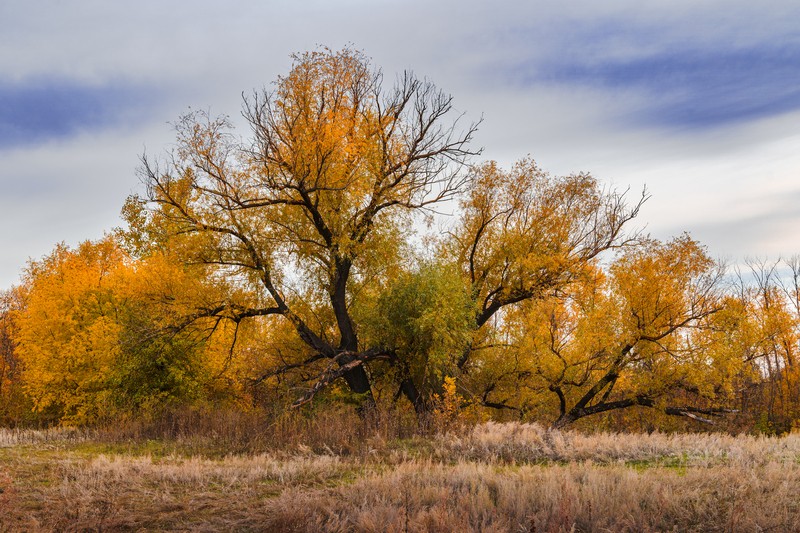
xmin=2 ymin=420 xmax=800 ymax=532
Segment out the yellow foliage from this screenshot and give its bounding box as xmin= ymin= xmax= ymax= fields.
xmin=432 ymin=376 xmax=461 ymax=428
xmin=465 ymin=234 xmax=728 ymax=427
xmin=13 ymin=237 xmax=251 ymax=424
xmin=15 ymin=238 xmax=126 ymax=423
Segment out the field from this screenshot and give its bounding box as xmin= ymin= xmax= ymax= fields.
xmin=2 ymin=416 xmax=800 ymax=532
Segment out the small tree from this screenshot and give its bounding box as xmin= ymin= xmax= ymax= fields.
xmin=0 ymin=288 xmax=28 ymax=425
xmin=13 ymin=238 xmax=237 ymax=424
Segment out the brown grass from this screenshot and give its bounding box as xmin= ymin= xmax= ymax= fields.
xmin=89 ymin=406 xmax=422 ymax=457
xmin=2 ymin=417 xmax=800 ymax=531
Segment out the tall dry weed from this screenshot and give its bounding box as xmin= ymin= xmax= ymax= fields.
xmin=92 ymin=405 xmax=421 ymax=456
xmin=0 ymin=426 xmax=89 ymax=447
xmin=17 ymin=453 xmax=353 ymax=531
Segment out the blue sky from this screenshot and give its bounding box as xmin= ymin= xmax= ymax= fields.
xmin=1 ymin=0 xmax=799 ymax=288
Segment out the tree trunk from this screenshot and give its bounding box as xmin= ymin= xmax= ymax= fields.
xmin=400 ymin=377 xmax=428 ymax=416
xmin=338 ymin=355 xmax=373 ymax=394
xmin=550 ymin=395 xmax=655 ymax=430
xmin=329 ymin=257 xmax=375 ymax=405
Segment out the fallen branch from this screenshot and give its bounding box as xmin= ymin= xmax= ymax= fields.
xmin=292 ymin=348 xmax=393 ymax=407
xmin=664 ymin=406 xmax=738 ymax=425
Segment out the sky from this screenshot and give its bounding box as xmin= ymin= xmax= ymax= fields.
xmin=1 ymin=0 xmax=799 ymax=289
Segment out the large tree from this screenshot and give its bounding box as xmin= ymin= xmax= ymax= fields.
xmin=461 ymin=235 xmax=730 ymax=428
xmin=143 ymin=48 xmax=479 ymax=407
xmin=141 ymin=48 xmax=658 ymax=415
xmin=450 ymin=159 xmax=644 ymax=367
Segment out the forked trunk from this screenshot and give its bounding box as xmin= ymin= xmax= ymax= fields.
xmin=551 ymin=413 xmax=576 ymax=430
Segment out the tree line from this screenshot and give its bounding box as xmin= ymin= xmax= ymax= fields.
xmin=1 ymin=48 xmax=798 ymax=433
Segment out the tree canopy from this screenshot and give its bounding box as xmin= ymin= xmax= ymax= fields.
xmin=3 ymin=47 xmax=797 ymax=431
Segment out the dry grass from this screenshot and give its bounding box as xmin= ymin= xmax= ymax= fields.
xmin=265 ymin=460 xmax=800 ymax=532
xmin=2 ymin=418 xmax=800 ymax=531
xmin=89 ymin=406 xmax=421 ymax=457
xmin=0 ymin=448 xmax=354 ymax=531
xmin=0 ymin=426 xmax=90 ymax=448
xmin=438 ymin=421 xmax=800 ymax=466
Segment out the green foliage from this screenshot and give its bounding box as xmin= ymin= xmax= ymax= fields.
xmin=369 ymin=262 xmax=475 ymax=390
xmin=110 ymin=303 xmax=203 ymax=413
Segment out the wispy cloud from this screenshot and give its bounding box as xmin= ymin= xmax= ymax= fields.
xmin=0 ymin=79 xmax=155 ymax=148
xmin=478 ymin=2 xmax=800 ymax=131
xmin=674 ymin=192 xmax=800 ymax=259
xmin=537 ymin=44 xmax=800 ymax=129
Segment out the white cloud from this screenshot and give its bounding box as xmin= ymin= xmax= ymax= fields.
xmin=1 ymin=0 xmax=799 ymax=287
xmin=0 ymin=123 xmax=173 ymax=286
